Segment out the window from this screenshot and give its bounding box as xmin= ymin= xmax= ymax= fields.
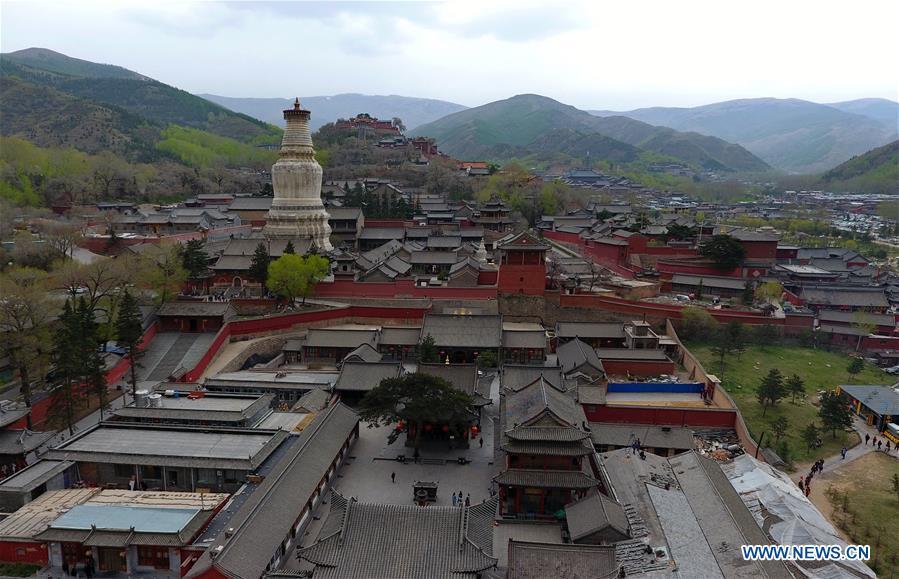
xmin=113 ymin=464 xmax=134 ymax=478
xmin=140 ymin=466 xmax=162 ymax=480
xmin=137 ymin=546 xmax=170 ymax=569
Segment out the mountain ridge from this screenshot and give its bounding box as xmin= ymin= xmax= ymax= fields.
xmin=589 ymin=97 xmax=898 ymax=173
xmin=414 ymin=94 xmax=769 ymax=171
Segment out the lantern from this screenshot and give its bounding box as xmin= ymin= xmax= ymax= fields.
xmin=471 ymin=425 xmax=479 ymax=437
xmin=395 ymin=421 xmax=405 ymax=431
xmin=424 ymin=424 xmax=433 ymax=432
xmin=442 ymin=425 xmax=450 ymax=433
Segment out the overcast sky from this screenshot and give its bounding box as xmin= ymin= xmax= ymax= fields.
xmin=2 ymin=0 xmax=897 ymax=110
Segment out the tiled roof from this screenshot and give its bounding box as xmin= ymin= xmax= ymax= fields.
xmin=342 ymin=343 xmax=383 ymax=363
xmin=416 ymin=363 xmax=486 ymax=403
xmin=501 ymin=365 xmax=564 ymax=392
xmin=838 ymin=384 xmax=899 ymax=416
xmin=422 ymin=314 xmax=502 ymax=349
xmin=503 ymin=329 xmax=547 ymax=349
xmin=502 ymin=438 xmax=594 ymax=456
xmin=504 ymin=376 xmax=585 ymax=431
xmin=494 ymin=469 xmax=598 ymax=489
xmin=379 ymin=326 xmax=422 ymax=346
xmin=590 ymin=422 xmax=694 ymax=450
xmin=333 ymin=361 xmax=404 ymax=392
xmin=506 ymin=541 xmax=619 ymax=579
xmin=156 ymin=301 xmax=235 ymax=318
xmin=565 ymin=490 xmax=630 ymax=542
xmin=304 ymin=328 xmax=379 ymax=349
xmin=296 ymin=493 xmax=497 ymax=578
xmin=800 ymin=287 xmax=888 ymax=308
xmin=556 ymin=338 xmax=605 ymax=375
xmin=555 ymin=321 xmax=625 ymax=339
xmin=187 ymin=403 xmax=359 ymax=579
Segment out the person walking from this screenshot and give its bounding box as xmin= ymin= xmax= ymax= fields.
xmin=452 ymin=492 xmax=458 ymax=506
xmin=877 ymin=439 xmax=883 ymax=451
xmin=887 ymin=440 xmax=892 ymax=453
xmin=391 ymin=471 xmax=396 ymax=484
xmin=479 ymin=437 xmax=484 ymax=448
xmin=465 ymin=494 xmax=471 ymax=507
xmin=840 ymin=447 xmax=847 ymax=459
xmin=865 ymin=433 xmax=870 ymax=446
xmin=798 ymin=476 xmax=804 ymax=492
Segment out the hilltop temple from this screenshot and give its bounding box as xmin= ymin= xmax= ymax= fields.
xmin=262 ymin=99 xmax=333 ymax=251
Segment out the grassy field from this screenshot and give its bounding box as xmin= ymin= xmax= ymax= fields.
xmin=688 ymin=344 xmax=893 ymax=465
xmin=811 ymin=453 xmax=899 ymax=576
xmin=0 ymin=562 xmax=41 ymax=577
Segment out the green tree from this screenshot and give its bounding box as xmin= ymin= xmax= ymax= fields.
xmin=267 ymin=253 xmax=329 ymax=306
xmin=358 ymin=373 xmax=475 ymax=451
xmin=819 ymin=390 xmax=853 ymax=438
xmin=742 ymin=281 xmax=755 ymax=305
xmin=297 ymin=254 xmax=329 ymax=305
xmin=752 ymin=323 xmax=779 ymax=348
xmin=711 ymin=322 xmax=746 ymax=376
xmin=181 ymin=238 xmax=208 ymax=279
xmin=137 ymin=243 xmax=187 ymax=304
xmin=75 ymin=297 xmax=108 ymax=420
xmin=115 ymin=290 xmax=144 ymax=400
xmin=267 ymin=253 xmax=305 ymax=305
xmin=699 ymin=235 xmax=745 ymax=269
xmin=49 ymin=300 xmax=87 ymax=434
xmin=891 ymin=473 xmax=899 ymax=504
xmin=419 ymin=334 xmax=439 ymax=363
xmin=679 ymin=306 xmax=717 ymax=341
xmin=755 ymin=281 xmax=784 ymax=303
xmin=772 ymin=416 xmax=789 ymax=443
xmin=284 ymin=240 xmax=296 ymax=254
xmin=476 ymin=351 xmax=497 ymax=369
xmin=249 ymin=242 xmax=271 ymax=290
xmin=757 ymin=368 xmax=785 ymax=416
xmin=787 ymin=374 xmax=805 ymax=403
xmin=847 ymin=357 xmax=864 ymax=378
xmin=695 ymin=279 xmax=704 ymax=299
xmin=0 ymin=267 xmax=54 ymax=425
xmin=802 ymin=422 xmax=820 ymax=452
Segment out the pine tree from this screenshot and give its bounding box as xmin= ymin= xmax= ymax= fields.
xmin=802 ymin=422 xmax=819 ymax=451
xmin=787 ymin=374 xmax=805 ymax=403
xmin=772 ymin=416 xmax=789 ymax=443
xmin=76 ymin=297 xmax=108 ymax=420
xmin=742 ymin=281 xmax=755 ymax=305
xmin=757 ymin=368 xmax=785 ymax=416
xmin=284 ymin=240 xmax=296 ymax=255
xmin=819 ymin=390 xmax=853 ymax=438
xmin=419 ymin=334 xmax=439 ymax=363
xmin=249 ymin=242 xmax=271 ymax=290
xmin=847 ymin=357 xmax=864 ymax=378
xmin=115 ymin=290 xmax=144 ymax=400
xmin=50 ymin=300 xmax=85 ymax=435
xmin=181 ymin=238 xmax=208 ymax=279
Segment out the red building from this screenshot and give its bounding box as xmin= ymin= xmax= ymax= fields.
xmin=156 ymin=301 xmax=235 ymax=333
xmin=496 ymin=231 xmax=548 ymax=295
xmin=335 ymin=113 xmax=399 ymax=134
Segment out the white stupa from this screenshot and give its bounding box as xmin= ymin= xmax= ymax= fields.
xmin=262 ymin=99 xmax=333 ymax=251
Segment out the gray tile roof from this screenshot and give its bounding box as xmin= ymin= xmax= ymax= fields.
xmin=557 ymin=338 xmax=605 ymax=375
xmin=504 ymin=376 xmax=586 ymax=433
xmin=589 ymin=423 xmax=694 ymax=450
xmin=112 ymin=393 xmax=275 ymax=423
xmin=0 ymin=408 xmax=30 ymax=429
xmin=565 ymin=490 xmax=630 ymax=542
xmin=494 ymin=469 xmax=598 ymax=489
xmin=333 ymin=361 xmax=404 ymax=392
xmin=800 ymin=287 xmax=889 ymax=308
xmin=506 ymin=540 xmax=619 ymax=579
xmin=838 ymin=384 xmax=899 ymax=416
xmin=296 ymin=493 xmax=497 ymax=578
xmin=379 ymin=326 xmax=422 ymax=346
xmin=0 ymin=430 xmax=55 ymax=455
xmin=671 ymin=274 xmax=748 ymax=290
xmin=45 ymin=424 xmax=285 ymax=470
xmin=342 ymin=343 xmax=383 ymax=363
xmin=188 ymin=403 xmax=359 ymax=579
xmin=291 ymin=389 xmax=331 ymax=413
xmin=422 ymin=314 xmax=502 ymax=349
xmin=0 ymin=460 xmax=74 ymax=492
xmin=501 ymin=365 xmax=564 ymax=392
xmin=304 ymin=328 xmax=379 ymax=349
xmin=503 ymin=329 xmax=547 ymax=349
xmin=818 ymin=310 xmax=895 ymax=326
xmin=502 ymin=438 xmax=594 ymax=456
xmin=228 ymin=197 xmax=273 ymax=211
xmin=577 ymin=385 xmax=606 ymax=405
xmin=156 ymin=301 xmax=235 ymax=318
xmin=416 ymin=363 xmax=487 ymax=404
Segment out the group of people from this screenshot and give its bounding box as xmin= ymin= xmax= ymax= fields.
xmin=452 ymin=491 xmax=471 ymax=507
xmin=0 ymin=462 xmax=24 ymax=478
xmin=798 ymin=458 xmax=825 ymax=497
xmin=864 ymin=433 xmax=893 ymax=453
